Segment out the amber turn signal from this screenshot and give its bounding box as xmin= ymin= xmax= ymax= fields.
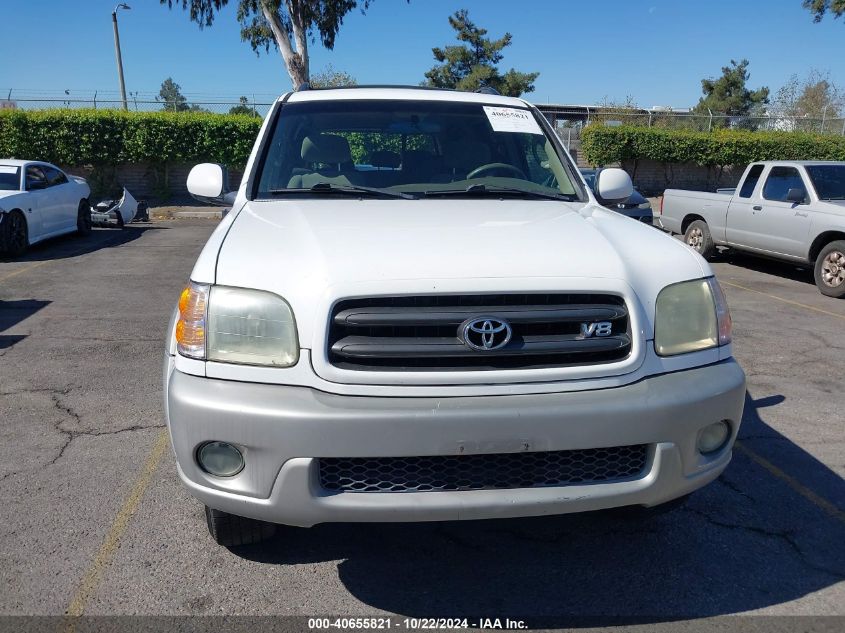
xmin=175 ymin=282 xmax=209 ymax=359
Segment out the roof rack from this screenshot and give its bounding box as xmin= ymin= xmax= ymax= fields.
xmin=299 ymin=84 xmax=491 ymax=93
xmin=475 ymin=85 xmax=501 ymax=96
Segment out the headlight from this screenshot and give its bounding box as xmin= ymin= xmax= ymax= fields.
xmin=207 ymin=286 xmax=298 ymax=366
xmin=654 ymin=277 xmax=731 ymax=356
xmin=175 ymin=283 xmax=298 ymax=367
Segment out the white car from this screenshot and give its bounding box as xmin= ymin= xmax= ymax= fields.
xmin=164 ymin=87 xmax=746 ymax=547
xmin=0 ymin=159 xmax=92 ymax=256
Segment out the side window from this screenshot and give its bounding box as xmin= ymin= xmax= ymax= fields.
xmin=738 ymin=164 xmax=764 ymax=198
xmin=762 ymin=167 xmax=805 ymax=202
xmin=25 ymin=166 xmax=47 ymax=190
xmin=44 ymin=167 xmax=68 ymax=187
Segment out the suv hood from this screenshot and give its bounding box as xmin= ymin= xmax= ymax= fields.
xmin=212 ymin=199 xmax=706 ymax=342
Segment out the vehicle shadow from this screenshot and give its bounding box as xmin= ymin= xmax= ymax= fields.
xmin=715 ymin=250 xmax=816 ymax=286
xmin=231 ymin=391 xmax=845 ymax=625
xmin=0 ymin=299 xmax=50 ymax=349
xmin=0 ymin=224 xmax=167 ymax=263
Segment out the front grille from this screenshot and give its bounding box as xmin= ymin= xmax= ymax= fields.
xmin=319 ymin=445 xmax=648 ymax=493
xmin=328 ymin=293 xmax=631 ymax=371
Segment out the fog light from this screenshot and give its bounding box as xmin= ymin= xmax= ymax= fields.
xmin=697 ymin=421 xmax=730 ymax=454
xmin=197 ymin=441 xmax=244 ymax=477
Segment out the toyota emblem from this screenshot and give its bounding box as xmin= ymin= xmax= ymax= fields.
xmin=460 ymin=317 xmax=512 ymax=351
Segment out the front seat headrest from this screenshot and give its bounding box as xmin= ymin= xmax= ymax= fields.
xmin=301 ymin=134 xmax=352 ymax=164
xmin=370 ymin=150 xmax=401 ymax=168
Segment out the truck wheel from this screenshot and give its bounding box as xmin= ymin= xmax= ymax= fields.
xmin=204 ymin=506 xmax=277 ymax=547
xmin=814 ymin=240 xmax=845 ymax=298
xmin=0 ymin=210 xmax=28 ymax=257
xmin=77 ymin=200 xmax=93 ymax=235
xmin=684 ymin=220 xmax=716 ymax=260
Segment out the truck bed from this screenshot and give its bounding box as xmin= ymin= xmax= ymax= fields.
xmin=658 ymin=189 xmax=732 ymax=236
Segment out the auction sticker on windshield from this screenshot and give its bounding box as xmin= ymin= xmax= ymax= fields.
xmin=483 ymin=106 xmax=543 ymax=135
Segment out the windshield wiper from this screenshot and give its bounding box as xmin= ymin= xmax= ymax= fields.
xmin=423 ymin=183 xmax=576 ymax=201
xmin=269 ymin=183 xmax=416 ymax=200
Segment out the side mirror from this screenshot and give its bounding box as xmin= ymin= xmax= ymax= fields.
xmin=595 ymin=168 xmax=634 ymax=204
xmin=786 ymin=187 xmax=807 ymax=204
xmin=187 ymin=163 xmax=235 ymax=206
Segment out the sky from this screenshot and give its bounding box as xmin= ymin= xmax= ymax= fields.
xmin=1 ymin=0 xmax=843 ymax=107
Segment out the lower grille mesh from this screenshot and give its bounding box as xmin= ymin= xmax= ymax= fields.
xmin=319 ymin=445 xmax=648 ymax=493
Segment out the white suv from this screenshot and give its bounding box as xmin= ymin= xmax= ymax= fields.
xmin=164 ymin=86 xmax=745 ymax=546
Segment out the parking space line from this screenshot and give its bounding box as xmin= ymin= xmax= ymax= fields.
xmin=65 ymin=429 xmax=170 ymax=617
xmin=721 ymin=280 xmax=845 ymax=322
xmin=0 ymin=260 xmax=50 ymax=283
xmin=735 ymin=441 xmax=845 ymax=525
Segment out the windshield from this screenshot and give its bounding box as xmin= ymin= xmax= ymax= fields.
xmin=255 ymin=99 xmax=582 ymax=200
xmin=0 ymin=165 xmax=21 ymax=191
xmin=805 ymin=165 xmax=845 ymax=200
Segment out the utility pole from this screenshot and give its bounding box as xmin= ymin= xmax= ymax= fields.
xmin=112 ymin=4 xmax=131 ymax=111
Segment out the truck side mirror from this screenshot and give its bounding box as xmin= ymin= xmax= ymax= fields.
xmin=786 ymin=187 xmax=807 ymax=204
xmin=187 ymin=163 xmax=235 ymax=206
xmin=595 ymin=168 xmax=634 ymax=204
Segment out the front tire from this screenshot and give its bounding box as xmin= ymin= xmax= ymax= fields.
xmin=684 ymin=220 xmax=716 ymax=260
xmin=0 ymin=210 xmax=29 ymax=257
xmin=814 ymin=240 xmax=845 ymax=298
xmin=204 ymin=506 xmax=277 ymax=547
xmin=77 ymin=200 xmax=92 ymax=235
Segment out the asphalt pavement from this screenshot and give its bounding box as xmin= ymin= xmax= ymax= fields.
xmin=0 ymin=218 xmax=842 ymax=630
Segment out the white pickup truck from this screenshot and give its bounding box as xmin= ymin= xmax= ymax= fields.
xmin=659 ymin=161 xmax=845 ymax=297
xmin=164 ymin=86 xmax=745 ymax=547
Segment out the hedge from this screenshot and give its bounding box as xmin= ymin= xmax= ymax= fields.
xmin=8 ymin=110 xmax=845 ymax=175
xmin=581 ymin=125 xmax=845 ymax=167
xmin=0 ymin=109 xmax=262 ymax=168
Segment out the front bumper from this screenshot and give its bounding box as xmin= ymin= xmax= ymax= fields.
xmin=164 ymin=359 xmax=746 ymax=527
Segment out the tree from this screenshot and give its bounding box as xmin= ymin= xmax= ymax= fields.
xmin=229 ymin=96 xmax=260 ymax=116
xmin=796 ymin=72 xmax=843 ymax=118
xmin=774 ymin=74 xmax=803 ymax=118
xmin=158 ymin=77 xmax=210 ymax=112
xmin=160 ymin=1 xmax=387 ymax=88
xmin=693 ymin=59 xmax=769 ymax=118
xmin=775 ymin=70 xmax=843 ymax=118
xmin=423 ymin=9 xmax=539 ymax=97
xmin=310 ymin=64 xmax=357 ymax=87
xmin=159 ymin=77 xmax=189 ymax=112
xmin=803 ymin=0 xmax=845 ymax=23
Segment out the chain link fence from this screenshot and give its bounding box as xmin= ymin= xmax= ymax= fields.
xmin=541 ymin=107 xmax=845 ymax=137
xmin=3 ymin=92 xmax=844 ymax=136
xmin=0 ymin=92 xmax=276 ymax=117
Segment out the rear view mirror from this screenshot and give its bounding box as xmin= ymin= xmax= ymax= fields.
xmin=595 ymin=168 xmax=633 ymax=203
xmin=786 ymin=187 xmax=807 ymax=204
xmin=187 ymin=163 xmax=235 ymax=206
